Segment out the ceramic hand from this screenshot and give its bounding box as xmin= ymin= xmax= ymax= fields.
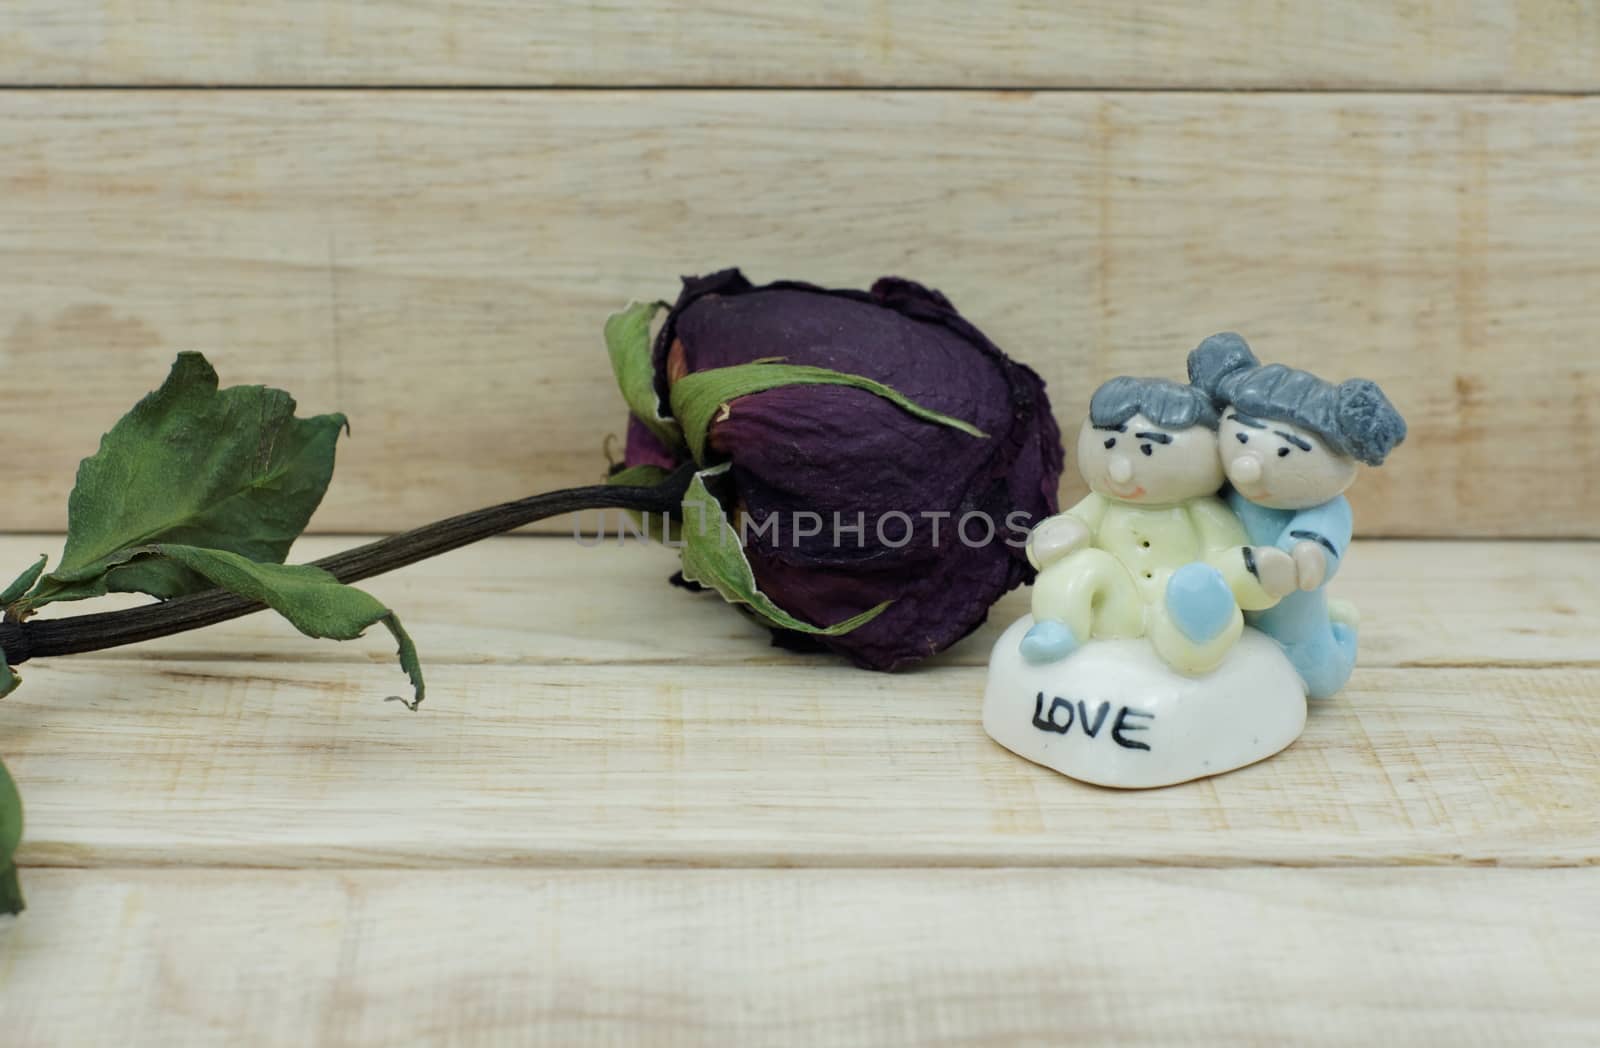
xmin=1252 ymin=545 xmax=1298 ymax=600
xmin=1026 ymin=515 xmax=1090 ymax=571
xmin=1291 ymin=539 xmax=1328 ymax=591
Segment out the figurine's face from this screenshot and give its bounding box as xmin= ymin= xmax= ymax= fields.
xmin=1077 ymin=413 xmax=1225 ymax=505
xmin=1218 ymin=411 xmax=1357 ymax=510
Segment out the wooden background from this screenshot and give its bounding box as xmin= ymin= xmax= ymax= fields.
xmin=3 ymin=3 xmax=1600 ymax=1045
xmin=1 ymin=5 xmax=1598 ymax=537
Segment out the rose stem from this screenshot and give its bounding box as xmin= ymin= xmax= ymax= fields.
xmin=0 ymin=463 xmax=696 ymax=665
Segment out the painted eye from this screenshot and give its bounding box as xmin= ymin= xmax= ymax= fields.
xmin=1236 ymin=432 xmax=1249 ymax=444
xmin=1141 ymin=443 xmax=1153 ymax=456
xmin=1104 ymin=438 xmax=1116 ymax=449
xmin=1278 ymin=446 xmax=1291 ymax=457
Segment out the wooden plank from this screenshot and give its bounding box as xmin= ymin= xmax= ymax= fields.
xmin=2 ymin=92 xmax=1597 ymax=537
xmin=3 ymin=2 xmax=1598 ymax=90
xmin=3 ymin=868 xmax=1596 ymax=1045
xmin=1 ymin=656 xmax=1595 ymax=869
xmin=4 ymin=535 xmax=1595 ymax=670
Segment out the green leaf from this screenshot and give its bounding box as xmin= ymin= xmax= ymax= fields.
xmin=678 ymin=468 xmax=888 ymax=636
xmin=22 ymin=353 xmax=348 ymax=612
xmin=0 ymin=554 xmax=46 ymax=607
xmin=0 ymin=653 xmax=17 ymax=701
xmin=1 ymin=754 xmax=23 ymax=916
xmin=606 ymin=464 xmax=677 ymax=543
xmin=131 ymin=545 xmax=425 ymax=710
xmin=669 ymin=361 xmax=987 ymax=462
xmin=605 ymin=301 xmax=683 ymax=453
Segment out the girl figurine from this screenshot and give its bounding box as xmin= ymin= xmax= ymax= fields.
xmin=1187 ymin=334 xmax=1407 ymax=699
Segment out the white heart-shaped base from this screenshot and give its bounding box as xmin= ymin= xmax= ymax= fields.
xmin=982 ymin=615 xmax=1307 ymax=788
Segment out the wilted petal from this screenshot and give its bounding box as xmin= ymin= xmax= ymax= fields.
xmin=618 ymin=268 xmax=1062 ymax=670
xmin=622 ymin=415 xmax=685 ymax=473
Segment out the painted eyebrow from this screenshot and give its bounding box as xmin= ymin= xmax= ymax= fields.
xmin=1134 ymin=431 xmax=1173 ymax=444
xmin=1093 ymin=423 xmax=1127 ymax=432
xmin=1227 ymin=412 xmax=1266 ymax=429
xmin=1274 ymin=430 xmax=1312 ymax=451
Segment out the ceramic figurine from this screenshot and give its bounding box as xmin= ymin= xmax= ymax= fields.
xmin=984 ymin=334 xmax=1406 ymax=787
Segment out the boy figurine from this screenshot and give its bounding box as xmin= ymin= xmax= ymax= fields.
xmin=1024 ymin=376 xmax=1297 ymax=675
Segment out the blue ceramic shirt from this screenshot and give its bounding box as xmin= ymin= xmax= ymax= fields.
xmin=1226 ymin=490 xmax=1358 ymax=698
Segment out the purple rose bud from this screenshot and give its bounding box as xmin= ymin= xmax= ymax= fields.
xmin=611 ymin=268 xmax=1063 ymax=671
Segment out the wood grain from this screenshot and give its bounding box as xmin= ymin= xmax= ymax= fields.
xmin=2 ymin=867 xmax=1596 ymax=1046
xmin=1 ymin=653 xmax=1594 ymax=869
xmin=2 ymin=533 xmax=1594 ymax=1038
xmin=2 ymin=92 xmax=1595 ymax=537
xmin=3 ymin=1 xmax=1598 ymax=90
xmin=4 ymin=535 xmax=1594 ymax=670
xmin=4 ymin=6 xmax=1596 ymax=1037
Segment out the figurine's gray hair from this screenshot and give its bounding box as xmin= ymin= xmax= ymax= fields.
xmin=1187 ymin=333 xmax=1407 ymax=466
xmin=1089 ymin=376 xmax=1220 ymax=431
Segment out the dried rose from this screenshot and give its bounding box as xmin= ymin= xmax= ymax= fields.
xmin=0 ymin=274 xmax=1061 ymax=915
xmin=607 ymin=268 xmax=1063 ymax=670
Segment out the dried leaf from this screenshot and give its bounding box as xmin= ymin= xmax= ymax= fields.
xmin=669 ymin=361 xmax=986 ymax=462
xmin=0 ymin=555 xmax=46 ymax=608
xmin=23 ymin=353 xmax=346 ymax=611
xmin=604 ymin=301 xmax=682 ymax=452
xmin=139 ymin=545 xmax=426 ymax=709
xmin=678 ymin=468 xmax=888 ymax=636
xmin=0 ymin=754 xmax=22 ymax=915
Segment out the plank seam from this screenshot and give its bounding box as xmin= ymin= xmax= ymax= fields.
xmin=32 ymin=650 xmax=1600 ymax=671
xmin=0 ymin=85 xmax=1596 ymax=96
xmin=17 ymin=858 xmax=1600 ymax=872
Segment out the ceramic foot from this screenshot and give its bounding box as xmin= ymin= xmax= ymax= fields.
xmin=1019 ymin=619 xmax=1079 ymax=664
